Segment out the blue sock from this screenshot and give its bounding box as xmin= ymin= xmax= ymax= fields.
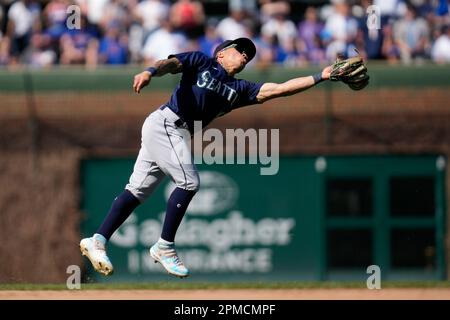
xmin=96 ymin=189 xmax=140 ymax=241
xmin=161 ymin=187 xmax=196 ymax=242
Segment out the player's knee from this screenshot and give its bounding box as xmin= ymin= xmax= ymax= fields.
xmin=180 ymin=175 xmax=200 ymax=192
xmin=125 ymin=187 xmax=147 ymax=203
xmin=187 ymin=180 xmax=200 ymax=192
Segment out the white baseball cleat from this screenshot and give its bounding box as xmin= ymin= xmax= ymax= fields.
xmin=150 ymin=241 xmax=189 ymax=278
xmin=80 ymin=234 xmax=114 ymax=276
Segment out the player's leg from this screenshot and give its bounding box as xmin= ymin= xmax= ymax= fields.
xmin=147 ymin=112 xmax=200 ymax=278
xmin=80 ymin=113 xmax=166 ymax=276
xmin=149 ymin=186 xmax=197 ymax=278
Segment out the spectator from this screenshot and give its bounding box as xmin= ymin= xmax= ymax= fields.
xmin=298 ymin=6 xmax=325 ymax=63
xmin=231 ymin=0 xmax=257 ymax=13
xmin=434 ymin=0 xmax=449 ymax=27
xmin=97 ymin=20 xmax=128 ymax=65
xmin=254 ymin=32 xmax=281 ymax=67
xmin=126 ymin=0 xmax=144 ymax=63
xmin=28 ymin=31 xmax=56 ymax=68
xmin=373 ymin=0 xmax=406 ymax=21
xmin=0 ymin=5 xmax=6 ymax=65
xmin=0 ymin=4 xmax=3 ymax=40
xmin=59 ymin=15 xmax=98 ymax=66
xmin=43 ymin=0 xmax=69 ymax=39
xmin=99 ymin=0 xmax=129 ymax=32
xmin=133 ymin=0 xmax=170 ymax=39
xmin=260 ymin=0 xmax=290 ymax=24
xmin=75 ymin=0 xmax=110 ymax=34
xmin=279 ymin=37 xmax=302 ymax=66
xmin=381 ymin=23 xmax=401 ymax=63
xmin=414 ymin=1 xmax=439 ymax=36
xmin=170 ymin=0 xmax=205 ymax=39
xmin=1 ymin=1 xmax=19 ymax=33
xmin=198 ymin=17 xmax=223 ymax=57
xmin=0 ymin=0 xmax=446 ymax=67
xmin=141 ymin=18 xmax=187 ymax=65
xmin=394 ymin=4 xmax=430 ymax=64
xmin=261 ymin=1 xmax=297 ymax=55
xmin=7 ymin=0 xmax=41 ymax=64
xmin=306 ymin=35 xmax=327 ymax=65
xmin=255 ymin=9 xmax=293 ymax=68
xmin=42 ymin=0 xmax=70 ymax=63
xmin=431 ymin=25 xmax=450 ymax=63
xmin=358 ymin=0 xmax=384 ymax=59
xmin=323 ymin=0 xmax=358 ymax=61
xmin=216 ymin=6 xmax=250 ymax=40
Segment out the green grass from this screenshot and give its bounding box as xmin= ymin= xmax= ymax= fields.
xmin=2 ymin=281 xmax=450 ymax=291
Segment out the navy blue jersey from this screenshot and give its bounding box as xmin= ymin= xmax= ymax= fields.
xmin=165 ymin=51 xmax=264 ymax=132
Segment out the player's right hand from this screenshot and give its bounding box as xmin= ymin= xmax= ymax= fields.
xmin=133 ymin=71 xmax=152 ymax=94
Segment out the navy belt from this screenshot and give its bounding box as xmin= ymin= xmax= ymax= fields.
xmin=159 ymin=104 xmax=188 ymax=129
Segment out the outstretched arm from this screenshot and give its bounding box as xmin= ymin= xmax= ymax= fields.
xmin=256 ymin=66 xmax=332 ymax=103
xmin=133 ymin=57 xmax=183 ymax=93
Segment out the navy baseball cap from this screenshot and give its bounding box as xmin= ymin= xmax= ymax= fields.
xmin=213 ymin=38 xmax=256 ymax=62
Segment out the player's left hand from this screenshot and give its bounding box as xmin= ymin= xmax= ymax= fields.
xmin=133 ymin=71 xmax=152 ymax=94
xmin=321 ymin=65 xmax=332 ymax=80
xmin=329 ymin=50 xmax=369 ymax=90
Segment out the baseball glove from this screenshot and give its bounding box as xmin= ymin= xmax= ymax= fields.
xmin=330 ymin=51 xmax=369 ymax=91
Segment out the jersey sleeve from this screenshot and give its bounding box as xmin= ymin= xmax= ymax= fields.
xmin=233 ymin=79 xmax=264 ymax=109
xmin=168 ymin=51 xmax=210 ymax=73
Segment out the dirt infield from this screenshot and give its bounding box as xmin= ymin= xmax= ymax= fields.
xmin=2 ymin=288 xmax=450 ymax=300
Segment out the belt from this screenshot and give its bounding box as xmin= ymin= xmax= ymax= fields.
xmin=159 ymin=104 xmax=188 ymax=129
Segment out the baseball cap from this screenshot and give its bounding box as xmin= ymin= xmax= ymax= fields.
xmin=213 ymin=38 xmax=256 ymax=62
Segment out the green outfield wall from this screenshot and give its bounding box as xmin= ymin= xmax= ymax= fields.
xmin=0 ymin=64 xmax=449 ymax=92
xmin=80 ymin=155 xmax=446 ymax=282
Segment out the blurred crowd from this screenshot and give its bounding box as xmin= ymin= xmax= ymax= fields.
xmin=0 ymin=0 xmax=449 ymax=69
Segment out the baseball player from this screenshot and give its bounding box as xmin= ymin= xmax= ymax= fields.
xmin=80 ymin=37 xmax=333 ymax=278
